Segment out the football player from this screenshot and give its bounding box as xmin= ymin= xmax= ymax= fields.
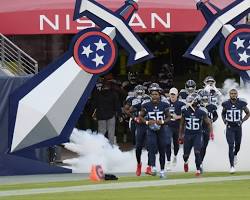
xmin=203 ymin=76 xmax=222 ymax=105
xmin=221 ymin=89 xmax=250 ymax=173
xmin=179 ymin=93 xmax=213 ymax=176
xmin=199 ymin=90 xmax=218 ymax=172
xmin=179 ymin=80 xmax=197 ymax=102
xmin=139 ymin=84 xmax=171 ymax=178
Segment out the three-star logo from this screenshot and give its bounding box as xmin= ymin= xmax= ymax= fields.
xmin=73 ymin=31 xmax=116 ymax=74
xmin=223 ymin=26 xmax=250 ymax=71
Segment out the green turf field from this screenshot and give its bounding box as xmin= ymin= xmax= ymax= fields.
xmin=0 ymin=172 xmax=249 ymax=200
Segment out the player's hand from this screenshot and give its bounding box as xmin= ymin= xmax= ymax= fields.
xmin=156 ymin=120 xmax=164 ymax=125
xmin=134 ymin=117 xmax=140 ymax=123
xmin=209 ymin=132 xmax=214 ymax=141
xmin=147 ymin=120 xmax=156 ymax=126
xmin=178 ymin=137 xmax=184 ymax=144
xmin=172 ymin=114 xmax=177 ymax=120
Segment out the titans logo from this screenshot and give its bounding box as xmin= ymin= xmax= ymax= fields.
xmin=184 ymin=0 xmax=250 ymax=83
xmin=73 ymin=31 xmax=116 ymax=74
xmin=5 ymin=0 xmax=152 ymax=175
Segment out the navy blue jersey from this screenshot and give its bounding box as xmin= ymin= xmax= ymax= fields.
xmin=181 ymin=106 xmax=208 ymax=134
xmin=203 ymin=104 xmax=218 ymax=121
xmin=131 ymin=95 xmax=151 ymax=117
xmin=222 ymin=98 xmax=247 ymax=126
xmin=179 ymin=89 xmax=189 ymax=101
xmin=142 ymin=101 xmax=169 ymax=121
xmin=201 ymin=104 xmax=218 ymax=130
xmin=178 ymin=89 xmax=197 ymax=102
xmin=167 ymin=100 xmax=186 ymax=128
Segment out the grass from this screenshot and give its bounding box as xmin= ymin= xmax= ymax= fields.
xmin=0 ymin=172 xmax=249 ymax=191
xmin=0 ymin=179 xmax=250 ymax=200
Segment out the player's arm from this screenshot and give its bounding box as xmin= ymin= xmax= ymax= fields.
xmin=139 ymin=107 xmax=156 ymax=126
xmin=242 ymin=106 xmax=250 ymax=123
xmin=173 ymin=102 xmax=186 ymax=120
xmin=178 ymin=116 xmax=185 ymax=142
xmin=221 ymin=107 xmax=227 ymax=125
xmin=164 ymin=109 xmax=172 ymax=124
xmin=156 ymin=108 xmax=171 ymax=125
xmin=204 ymin=115 xmax=214 ymax=140
xmin=139 ymin=107 xmax=154 ymax=125
xmin=139 ymin=107 xmax=146 ymax=123
xmin=212 ymin=109 xmax=218 ymax=122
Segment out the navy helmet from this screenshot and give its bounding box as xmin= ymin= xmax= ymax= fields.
xmin=185 ymin=79 xmax=196 ymax=94
xmin=186 ymin=93 xmax=200 ymax=105
xmin=148 ymin=83 xmax=162 ymax=93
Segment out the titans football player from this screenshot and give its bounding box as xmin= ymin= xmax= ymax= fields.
xmin=199 ymin=90 xmax=218 ymax=172
xmin=179 ymin=79 xmax=197 ymax=102
xmin=128 ymin=85 xmax=151 ymax=176
xmin=203 ymin=76 xmax=222 ymax=105
xmin=179 ymin=93 xmax=213 ymax=176
xmin=221 ymin=89 xmax=250 ymax=174
xmin=123 ymin=87 xmax=137 ymax=144
xmin=139 ymin=84 xmax=171 ymax=178
xmin=166 ymin=87 xmax=185 ymax=170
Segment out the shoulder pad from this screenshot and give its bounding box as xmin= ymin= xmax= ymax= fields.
xmin=179 ymin=89 xmax=187 ymax=93
xmin=142 ymin=99 xmax=151 ymax=105
xmin=239 ymin=98 xmax=247 ymax=105
xmin=132 ymin=98 xmax=141 ymax=106
xmin=161 ymin=96 xmax=169 ymax=104
xmin=200 ymin=106 xmax=208 ymax=114
xmin=181 ymin=105 xmax=188 ymax=111
xmin=221 ymin=99 xmax=229 ymax=106
xmin=143 ymin=94 xmax=151 ymax=99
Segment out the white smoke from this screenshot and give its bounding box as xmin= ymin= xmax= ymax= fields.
xmin=63 ymin=129 xmax=140 ymax=173
xmin=63 ymin=79 xmax=250 ymax=173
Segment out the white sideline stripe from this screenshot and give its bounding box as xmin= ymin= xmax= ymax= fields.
xmin=0 ymin=175 xmax=250 ymax=197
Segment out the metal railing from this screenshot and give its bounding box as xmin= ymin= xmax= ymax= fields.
xmin=0 ymin=33 xmax=38 ymax=76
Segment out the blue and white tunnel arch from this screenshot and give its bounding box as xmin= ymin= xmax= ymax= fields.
xmin=184 ymin=0 xmax=250 ymax=84
xmin=9 ymin=0 xmax=153 ymax=154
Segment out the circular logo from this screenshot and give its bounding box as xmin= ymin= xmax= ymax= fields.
xmin=96 ymin=165 xmax=104 ymax=179
xmin=224 ymin=27 xmax=250 ymax=71
xmin=73 ymin=31 xmax=116 ymax=74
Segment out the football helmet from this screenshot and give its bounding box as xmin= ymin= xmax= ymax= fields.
xmin=199 ymin=90 xmax=210 ymax=106
xmin=148 ymin=83 xmax=162 ymax=93
xmin=204 ymin=76 xmax=216 ymax=87
xmin=185 ymin=80 xmax=196 ymax=94
xmin=186 ymin=93 xmax=200 ymax=106
xmin=134 ymin=85 xmax=145 ymax=98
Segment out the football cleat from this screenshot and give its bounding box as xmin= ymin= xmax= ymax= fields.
xmin=230 ymin=167 xmax=236 ymax=174
xmin=145 ymin=166 xmax=152 ymax=175
xmin=136 ymin=163 xmax=142 ymax=176
xmin=160 ymin=170 xmax=166 ymax=179
xmin=195 ymin=170 xmax=201 ymax=177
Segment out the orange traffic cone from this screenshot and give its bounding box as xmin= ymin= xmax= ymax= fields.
xmin=89 ymin=165 xmax=104 ymax=182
